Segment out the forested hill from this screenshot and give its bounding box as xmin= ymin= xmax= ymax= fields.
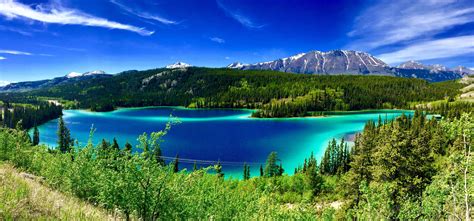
xmin=17 ymin=67 xmax=462 ymax=116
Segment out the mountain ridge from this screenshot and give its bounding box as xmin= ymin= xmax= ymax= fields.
xmin=0 ymin=70 xmax=111 ymax=92
xmin=228 ymin=50 xmax=471 ymax=81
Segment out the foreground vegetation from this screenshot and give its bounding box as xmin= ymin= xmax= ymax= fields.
xmin=0 ymin=163 xmax=112 ymax=220
xmin=0 ymin=106 xmax=471 ymax=219
xmin=0 ymin=67 xmax=462 ymax=117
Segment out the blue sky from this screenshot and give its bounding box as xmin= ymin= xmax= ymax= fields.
xmin=0 ymin=0 xmax=473 ymax=83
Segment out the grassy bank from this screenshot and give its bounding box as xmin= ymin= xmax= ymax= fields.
xmin=0 ymin=163 xmax=113 ymax=220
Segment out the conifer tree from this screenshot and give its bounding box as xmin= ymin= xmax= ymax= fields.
xmin=264 ymin=152 xmax=280 ymax=177
xmin=216 ymin=160 xmax=224 ymax=178
xmin=57 ymin=116 xmax=73 ymax=153
xmin=259 ymin=165 xmax=263 ymax=177
xmin=243 ymin=163 xmax=250 ymax=180
xmin=124 ymin=142 xmax=132 ymax=152
xmin=193 ymin=161 xmax=197 ymax=171
xmin=100 ymin=139 xmax=109 ymax=151
xmin=278 ymin=162 xmax=284 ymax=176
xmin=154 ymin=147 xmax=165 ymax=166
xmin=112 ymin=138 xmax=120 ymax=150
xmin=172 ymin=154 xmax=179 ymax=173
xmin=32 ymin=125 xmax=40 ymax=146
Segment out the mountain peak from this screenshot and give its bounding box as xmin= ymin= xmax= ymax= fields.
xmin=229 ymin=50 xmax=390 ymax=75
xmin=166 ymin=62 xmax=191 ymax=69
xmin=453 ymin=65 xmax=474 ymax=76
xmin=227 ymin=62 xmax=246 ymax=69
xmin=397 ymin=60 xmax=426 ymax=69
xmin=66 ymin=72 xmax=83 ymax=78
xmin=66 ymin=70 xmax=107 ymax=78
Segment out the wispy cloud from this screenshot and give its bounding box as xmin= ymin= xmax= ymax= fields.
xmin=348 ymin=0 xmax=474 ymax=50
xmin=0 ymin=49 xmax=32 ymax=55
xmin=377 ymin=35 xmax=474 ymax=64
xmin=210 ymin=37 xmax=225 ymax=44
xmin=0 ymin=0 xmax=154 ymax=36
xmin=110 ymin=0 xmax=177 ymax=25
xmin=216 ymin=0 xmax=263 ymax=29
xmin=0 ymin=56 xmax=6 ymax=60
xmin=38 ymin=43 xmax=86 ymax=52
xmin=0 ymin=24 xmax=31 ymax=36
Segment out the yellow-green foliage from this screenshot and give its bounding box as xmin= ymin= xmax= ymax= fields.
xmin=0 ymin=163 xmax=112 ymax=220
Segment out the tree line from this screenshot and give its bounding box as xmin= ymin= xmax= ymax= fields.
xmin=1 ymin=102 xmax=62 ymax=130
xmin=17 ymin=67 xmax=462 ymax=117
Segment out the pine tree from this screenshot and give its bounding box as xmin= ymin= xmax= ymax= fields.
xmin=57 ymin=116 xmax=72 ymax=153
xmin=216 ymin=160 xmax=224 ymax=178
xmin=172 ymin=154 xmax=179 ymax=173
xmin=264 ymin=152 xmax=280 ymax=177
xmin=3 ymin=105 xmax=9 ymax=128
xmin=278 ymin=162 xmax=284 ymax=176
xmin=260 ymin=165 xmax=263 ymax=177
xmin=124 ymin=142 xmax=132 ymax=152
xmin=305 ymin=152 xmax=323 ymax=196
xmin=243 ymin=163 xmax=250 ymax=180
xmin=112 ymin=138 xmax=120 ymax=150
xmin=100 ymin=139 xmax=109 ymax=151
xmin=193 ymin=161 xmax=197 ymax=171
xmin=32 ymin=125 xmax=40 ymax=146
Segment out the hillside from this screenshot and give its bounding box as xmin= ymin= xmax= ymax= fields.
xmin=13 ymin=67 xmax=462 ymax=116
xmin=0 ymin=163 xmax=113 ymax=220
xmin=0 ymin=71 xmax=111 ymax=92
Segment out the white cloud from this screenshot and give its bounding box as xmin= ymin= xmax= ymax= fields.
xmin=225 ymin=56 xmax=230 ymax=60
xmin=0 ymin=56 xmax=6 ymax=60
xmin=0 ymin=80 xmax=10 ymax=86
xmin=110 ymin=0 xmax=177 ymax=25
xmin=0 ymin=0 xmax=154 ymax=36
xmin=216 ymin=0 xmax=263 ymax=29
xmin=210 ymin=37 xmax=225 ymax=44
xmin=0 ymin=49 xmax=31 ymax=55
xmin=377 ymin=35 xmax=474 ymax=64
xmin=348 ymin=0 xmax=474 ymax=50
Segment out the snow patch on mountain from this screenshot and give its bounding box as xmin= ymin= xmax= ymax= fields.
xmin=166 ymin=62 xmax=191 ymax=69
xmin=66 ymin=70 xmax=107 ymax=78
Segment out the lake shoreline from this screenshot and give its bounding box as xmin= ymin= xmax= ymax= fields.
xmin=67 ymin=105 xmax=411 ymax=120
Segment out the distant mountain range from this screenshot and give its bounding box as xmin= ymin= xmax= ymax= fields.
xmin=1 ymin=51 xmax=472 ymax=93
xmin=0 ymin=70 xmax=111 ymax=92
xmin=228 ymin=50 xmax=473 ymax=82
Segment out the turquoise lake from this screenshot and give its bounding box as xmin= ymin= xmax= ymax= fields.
xmin=35 ymin=107 xmax=412 ymax=178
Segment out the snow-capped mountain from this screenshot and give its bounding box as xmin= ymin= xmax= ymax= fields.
xmin=166 ymin=62 xmax=191 ymax=69
xmin=229 ymin=50 xmax=391 ymax=75
xmin=397 ymin=61 xmax=449 ymax=73
xmin=227 ymin=62 xmax=246 ymax=69
xmin=228 ymin=50 xmax=466 ymax=82
xmin=396 ymin=60 xmax=427 ymax=70
xmin=0 ymin=70 xmax=111 ymax=92
xmin=452 ymin=66 xmax=474 ymax=76
xmin=66 ymin=70 xmax=107 ymax=78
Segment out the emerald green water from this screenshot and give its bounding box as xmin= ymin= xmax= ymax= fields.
xmin=35 ymin=107 xmax=412 ymax=178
